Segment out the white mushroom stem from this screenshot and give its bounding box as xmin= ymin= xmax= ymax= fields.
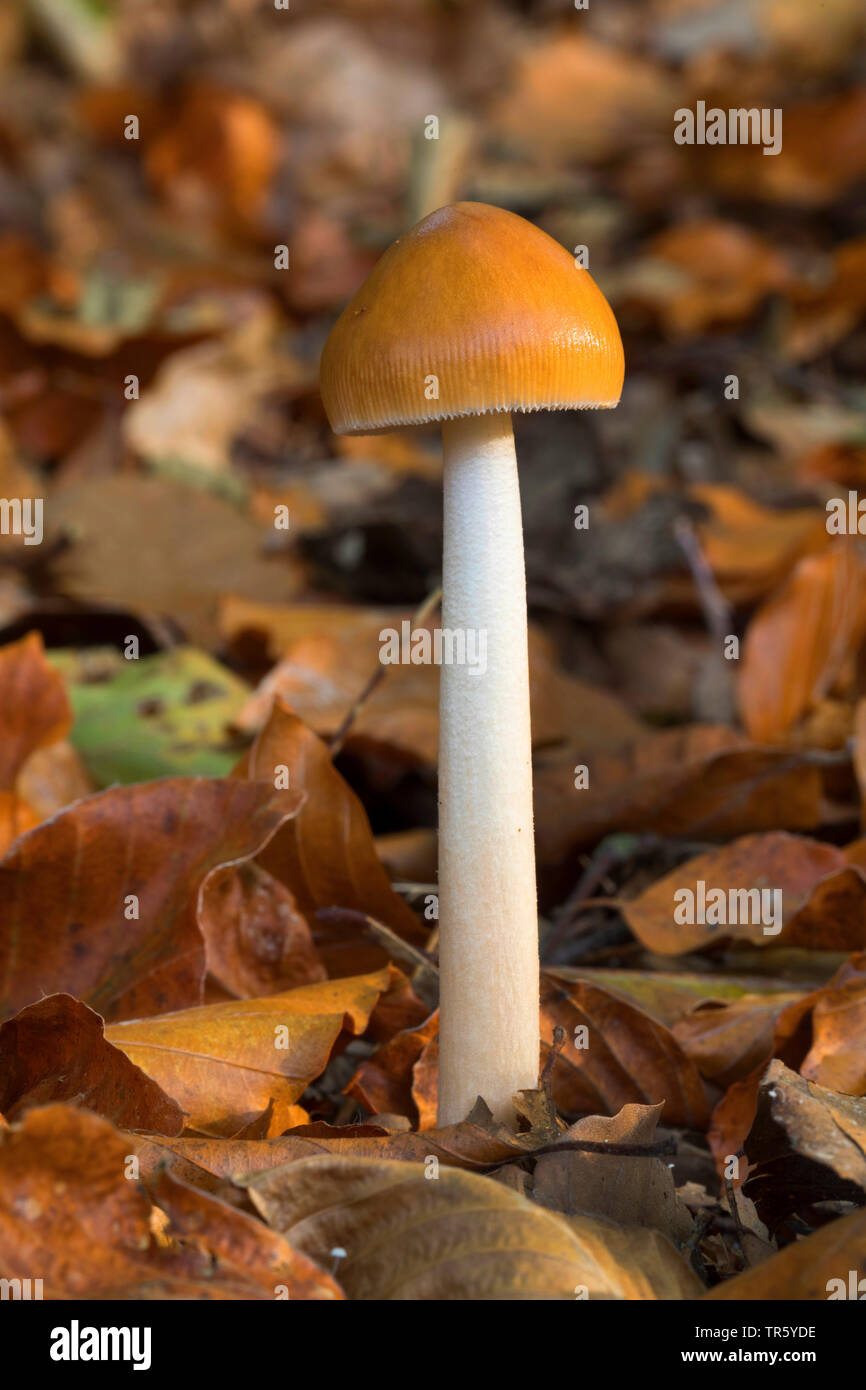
xmin=437 ymin=411 xmax=539 ymax=1126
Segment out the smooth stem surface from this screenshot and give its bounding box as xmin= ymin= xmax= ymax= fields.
xmin=437 ymin=412 xmax=539 ymax=1126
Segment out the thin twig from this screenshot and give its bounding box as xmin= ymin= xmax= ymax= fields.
xmin=674 ymin=514 xmax=733 ymax=645
xmin=328 ymin=585 xmax=442 ymax=758
xmin=316 ymin=907 xmax=439 ymax=1008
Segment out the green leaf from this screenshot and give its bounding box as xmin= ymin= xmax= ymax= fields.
xmin=49 ymin=646 xmax=251 ymax=785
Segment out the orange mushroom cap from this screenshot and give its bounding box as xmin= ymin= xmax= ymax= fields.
xmin=320 ymin=201 xmax=624 ymax=435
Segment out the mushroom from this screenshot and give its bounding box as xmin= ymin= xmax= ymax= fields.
xmin=320 ymin=202 xmax=624 ymax=1125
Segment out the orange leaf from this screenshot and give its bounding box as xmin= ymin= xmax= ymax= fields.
xmin=241 ymin=700 xmax=427 ymax=975
xmin=542 ymin=972 xmax=711 ymax=1129
xmin=0 ymin=1105 xmax=340 ymax=1299
xmin=107 ymin=970 xmax=391 ymax=1138
xmin=739 ymin=541 xmax=866 ymax=743
xmin=0 ymin=632 xmax=71 ymax=789
xmin=0 ymin=779 xmax=303 ymax=1022
xmin=0 ymin=994 xmax=183 ymax=1134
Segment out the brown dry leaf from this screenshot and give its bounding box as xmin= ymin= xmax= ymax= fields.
xmin=704 ymin=1206 xmax=866 ymax=1300
xmin=492 ymin=34 xmax=677 ymax=164
xmin=534 ymin=725 xmax=823 ymax=866
xmin=744 ymin=1059 xmax=866 ymax=1231
xmin=145 ymin=84 xmax=279 ymax=231
xmin=48 ymin=476 xmax=303 ymax=648
xmin=244 ymin=1155 xmax=702 ymax=1300
xmin=147 ymin=1164 xmax=342 ymax=1300
xmin=345 ymin=1010 xmax=439 ymax=1127
xmin=707 ymin=992 xmax=819 ymax=1180
xmin=739 ymin=541 xmax=866 ymax=744
xmin=362 ymin=963 xmax=431 ymax=1044
xmin=672 ymin=991 xmax=806 ymax=1088
xmin=412 ymin=1033 xmax=439 ymax=1130
xmin=0 ymin=632 xmax=78 ymax=852
xmin=0 ymin=994 xmax=183 ymax=1134
xmin=200 ymin=861 xmax=326 ymax=999
xmin=0 ymin=631 xmax=71 ymax=789
xmin=0 ymin=793 xmax=40 ymax=859
xmin=0 ymin=234 xmax=48 ymax=315
xmin=624 ymin=222 xmax=792 ymax=335
xmin=682 ymin=484 xmax=827 ymax=605
xmin=799 ymin=952 xmax=866 ymax=1095
xmin=550 ymin=965 xmax=802 ymax=1027
xmin=124 ymin=308 xmax=308 ymax=477
xmin=133 ymin=1118 xmax=527 ymax=1191
xmin=533 ymin=1102 xmax=693 ymax=1245
xmin=541 ymin=972 xmax=711 ymax=1129
xmin=241 ymin=700 xmax=427 ymax=976
xmin=784 ymin=236 xmax=866 ymax=360
xmin=227 ymin=599 xmax=635 ymax=766
xmin=798 ymin=437 xmax=866 ymax=489
xmin=707 ymin=956 xmax=866 ymax=1172
xmin=710 ymin=87 xmax=866 ymax=206
xmin=0 ymin=778 xmax=303 ymax=1023
xmin=15 ymin=740 xmax=94 ymax=822
xmin=106 ymin=969 xmax=391 ymax=1138
xmin=620 ymin=833 xmax=866 ymax=956
xmin=0 ymin=1104 xmax=340 ymax=1299
xmin=743 ymin=398 xmax=866 ymax=462
xmin=654 ymin=0 xmax=866 ymax=75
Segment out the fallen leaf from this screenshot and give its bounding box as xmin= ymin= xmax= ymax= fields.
xmin=673 ymin=991 xmax=805 ymax=1087
xmin=532 ymin=1102 xmax=694 ymax=1244
xmin=0 ymin=794 xmax=40 ymax=859
xmin=799 ymin=952 xmax=866 ymax=1094
xmin=0 ymin=778 xmax=302 ymax=1022
xmin=492 ymin=34 xmax=677 ymax=164
xmin=52 ymin=645 xmax=251 ymax=785
xmin=47 ymin=475 xmax=302 ymax=648
xmin=680 ymin=483 xmax=826 ymax=604
xmin=743 ymin=1059 xmax=866 ymax=1231
xmin=145 ymin=84 xmax=279 ymax=231
xmin=624 ymin=222 xmax=792 ymax=335
xmin=240 ymin=700 xmax=427 ymax=975
xmin=706 ymin=955 xmax=866 ymax=1172
xmin=0 ymin=632 xmax=71 ymax=789
xmin=620 ymin=833 xmax=866 ymax=956
xmin=739 ymin=540 xmax=866 ymax=744
xmin=106 ymin=970 xmax=391 ymax=1138
xmin=133 ymin=1118 xmax=526 ymax=1191
xmin=0 ymin=1104 xmax=340 ymax=1298
xmin=244 ymin=1155 xmax=702 ymax=1299
xmin=0 ymin=994 xmax=183 ymax=1133
xmin=15 ymin=740 xmax=93 ymax=822
xmin=227 ymin=599 xmax=632 ymax=766
xmin=704 ymin=1206 xmax=866 ymax=1299
xmin=710 ymin=87 xmax=866 ymax=206
xmin=535 ymin=726 xmax=823 ymax=866
xmin=541 ymin=972 xmax=711 ymax=1129
xmin=124 ymin=309 xmax=306 ymax=478
xmin=345 ymin=1010 xmax=439 ymax=1127
xmin=200 ymin=861 xmax=326 ymax=998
